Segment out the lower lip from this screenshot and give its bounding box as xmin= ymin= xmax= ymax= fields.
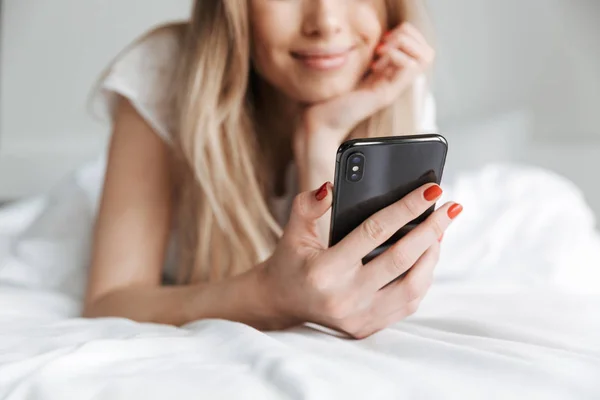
xmin=293 ymin=53 xmax=350 ymax=71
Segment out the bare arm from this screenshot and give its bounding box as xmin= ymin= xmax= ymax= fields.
xmin=83 ymin=91 xmax=457 ymax=338
xmin=83 ymin=98 xmax=279 ymax=328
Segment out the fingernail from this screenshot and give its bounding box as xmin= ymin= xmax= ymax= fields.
xmin=423 ymin=185 xmax=443 ymax=201
xmin=448 ymin=203 xmax=463 ymax=220
xmin=438 ymin=234 xmax=444 ymax=243
xmin=315 ymin=182 xmax=329 ymax=201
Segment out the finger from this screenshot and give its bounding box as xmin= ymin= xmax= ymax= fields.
xmin=326 ymin=183 xmax=444 ymax=264
xmin=362 ymin=202 xmax=462 ymax=290
xmin=381 ymin=49 xmax=427 ymax=91
xmin=377 ymin=35 xmax=424 ymax=65
xmin=353 ymin=297 xmax=423 ymax=339
xmin=370 ymin=56 xmax=396 ymax=82
xmin=385 ymin=48 xmax=421 ymax=74
xmin=370 ymin=51 xmax=401 ymax=83
xmin=383 ymin=65 xmax=397 ymax=81
xmin=378 ymin=297 xmax=423 ymax=333
xmin=371 ymin=244 xmax=440 ymax=315
xmin=366 ymin=50 xmax=422 ymax=104
xmin=371 ymin=52 xmax=390 ymax=72
xmin=395 ymin=35 xmax=432 ymax=65
xmin=382 ymin=25 xmax=434 ymax=67
xmin=286 ymin=182 xmax=333 ymax=236
xmin=401 ymin=23 xmax=430 ymax=47
xmin=385 ymin=22 xmax=428 ymax=47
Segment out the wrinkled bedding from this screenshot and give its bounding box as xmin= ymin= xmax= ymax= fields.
xmin=0 ymin=159 xmax=599 ymax=399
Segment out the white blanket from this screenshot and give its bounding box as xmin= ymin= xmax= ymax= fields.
xmin=1 ymin=160 xmax=600 ymax=399
xmin=0 ymin=286 xmax=599 ymax=399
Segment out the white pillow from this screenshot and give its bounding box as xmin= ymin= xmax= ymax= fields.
xmin=0 ymin=157 xmax=106 ymax=300
xmin=437 ymin=163 xmax=600 ymax=292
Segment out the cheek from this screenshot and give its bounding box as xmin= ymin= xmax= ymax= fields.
xmin=249 ymin=4 xmax=297 ymax=80
xmin=352 ymin=2 xmax=387 ymax=50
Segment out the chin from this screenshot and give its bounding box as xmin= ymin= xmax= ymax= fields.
xmin=289 ymin=78 xmax=358 ymax=104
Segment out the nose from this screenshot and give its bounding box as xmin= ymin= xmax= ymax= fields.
xmin=301 ymin=0 xmax=344 ymax=39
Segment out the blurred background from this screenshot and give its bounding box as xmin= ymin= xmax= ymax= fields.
xmin=0 ymin=0 xmax=599 ymax=220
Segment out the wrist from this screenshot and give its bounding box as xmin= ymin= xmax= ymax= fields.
xmin=295 ymin=140 xmax=339 ymax=192
xmin=302 ymin=159 xmax=337 ymax=193
xmin=244 ymin=265 xmax=279 ymax=319
xmin=184 ymin=267 xmax=293 ymax=331
xmin=294 ymin=117 xmax=344 ymax=159
xmin=241 ymin=265 xmax=299 ymax=331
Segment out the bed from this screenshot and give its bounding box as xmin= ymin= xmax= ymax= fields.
xmin=1 ymin=157 xmax=599 ymax=399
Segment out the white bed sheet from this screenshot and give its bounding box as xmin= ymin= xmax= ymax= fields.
xmin=0 ymin=285 xmax=599 ymax=399
xmin=1 ymin=159 xmax=600 ymax=399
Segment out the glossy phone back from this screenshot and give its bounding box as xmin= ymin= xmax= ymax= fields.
xmin=329 ymin=134 xmax=448 ymax=263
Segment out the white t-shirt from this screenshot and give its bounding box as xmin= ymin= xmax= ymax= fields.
xmin=95 ymin=26 xmax=438 ymax=278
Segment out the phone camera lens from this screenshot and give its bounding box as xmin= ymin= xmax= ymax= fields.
xmin=347 ymin=153 xmax=364 ymax=182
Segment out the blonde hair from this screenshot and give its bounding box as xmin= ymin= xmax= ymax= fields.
xmin=165 ymin=0 xmax=431 ymax=283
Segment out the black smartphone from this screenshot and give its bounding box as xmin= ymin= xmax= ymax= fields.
xmin=329 ymin=134 xmax=448 ymax=264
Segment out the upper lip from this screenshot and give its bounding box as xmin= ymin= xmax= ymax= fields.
xmin=291 ymin=47 xmax=354 ymax=58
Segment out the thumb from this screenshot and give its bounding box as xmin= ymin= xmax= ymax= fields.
xmin=286 ymin=182 xmax=333 ymax=236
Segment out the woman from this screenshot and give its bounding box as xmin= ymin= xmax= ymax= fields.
xmin=84 ymin=0 xmax=463 ymax=339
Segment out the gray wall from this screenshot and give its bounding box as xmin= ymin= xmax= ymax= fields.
xmin=429 ymin=0 xmax=600 ymax=141
xmin=0 ymin=0 xmax=191 ymax=197
xmin=428 ymin=0 xmax=600 ymax=221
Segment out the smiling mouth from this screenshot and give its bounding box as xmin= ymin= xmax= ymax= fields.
xmin=291 ymin=47 xmax=355 ymax=71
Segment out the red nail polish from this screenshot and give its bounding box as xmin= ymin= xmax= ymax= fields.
xmin=383 ymin=31 xmax=392 ymax=39
xmin=423 ymin=185 xmax=443 ymax=201
xmin=315 ymin=182 xmax=329 ymax=201
xmin=448 ymin=203 xmax=463 ymax=220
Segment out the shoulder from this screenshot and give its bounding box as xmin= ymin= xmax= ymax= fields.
xmin=94 ymin=23 xmax=188 ymax=143
xmin=110 ymin=24 xmax=185 ymax=85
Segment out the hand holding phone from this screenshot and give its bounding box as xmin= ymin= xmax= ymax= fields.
xmin=258 ymin=172 xmax=462 ymax=339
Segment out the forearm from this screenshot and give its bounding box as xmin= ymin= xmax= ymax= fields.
xmin=83 ymin=269 xmax=288 ymax=329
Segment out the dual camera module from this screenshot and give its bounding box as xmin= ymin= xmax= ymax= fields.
xmin=346 ymin=153 xmax=365 ymax=182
